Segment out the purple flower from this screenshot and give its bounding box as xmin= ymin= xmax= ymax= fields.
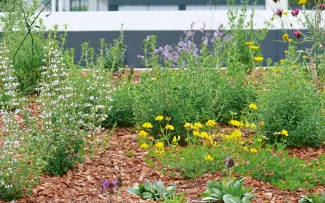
xmin=137 ymin=55 xmax=144 ymax=59
xmin=293 ymin=30 xmax=302 ymax=40
xmin=102 ymin=179 xmax=110 ymax=189
xmin=112 ymin=179 xmax=120 ymax=187
xmin=225 ymin=156 xmax=234 ymax=168
xmin=153 ymin=49 xmax=159 ymax=54
xmin=318 ymin=4 xmax=325 ymax=10
xmin=213 ymin=30 xmax=223 ymax=39
xmin=274 ymin=9 xmax=283 ymax=17
xmin=291 ymin=8 xmax=300 ymax=17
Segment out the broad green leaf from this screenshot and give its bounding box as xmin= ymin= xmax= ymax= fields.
xmin=144 ymin=181 xmax=153 ymax=191
xmin=223 ymin=194 xmax=244 ymax=203
xmin=127 ymin=187 xmax=140 ymax=195
xmin=142 ymin=192 xmax=153 ymax=199
xmin=201 ymin=191 xmax=212 ymax=198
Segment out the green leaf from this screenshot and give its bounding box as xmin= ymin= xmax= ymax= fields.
xmin=153 ymin=181 xmax=165 ymax=194
xmin=223 ymin=194 xmax=244 ymax=203
xmin=127 ymin=187 xmax=140 ymax=195
xmin=144 ymin=181 xmax=153 ymax=191
xmin=210 ymin=188 xmax=224 ymax=199
xmin=201 ymin=191 xmax=212 ymax=198
xmin=142 ymin=192 xmax=153 ymax=199
xmin=202 ymin=197 xmax=219 ymax=201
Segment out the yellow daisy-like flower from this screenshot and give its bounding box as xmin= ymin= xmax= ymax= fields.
xmin=138 ymin=130 xmax=148 ymax=137
xmin=184 ymin=122 xmax=191 ymax=129
xmin=250 ymin=148 xmax=258 ymax=153
xmin=249 ymin=103 xmax=258 ymax=110
xmin=206 ymin=120 xmax=217 ymax=127
xmin=155 ymin=142 xmax=164 ymax=148
xmin=280 ymin=59 xmax=286 ymax=64
xmin=288 ymin=39 xmax=293 ymax=43
xmin=254 ymin=56 xmax=264 ymax=62
xmin=298 ymin=0 xmax=307 ymax=5
xmin=140 ymin=143 xmax=148 ymax=149
xmin=281 ymin=129 xmax=289 ymax=136
xmin=165 ymin=124 xmax=175 ymax=131
xmin=204 ymin=154 xmax=214 ymax=161
xmin=292 ymin=65 xmax=297 ymax=69
xmin=245 ymin=41 xmax=254 ymax=46
xmin=282 ymin=34 xmax=289 ymax=41
xmin=155 ymin=115 xmax=164 ymax=121
xmin=273 ymin=67 xmax=281 ymax=73
xmin=142 ymin=122 xmax=153 ymax=129
xmin=283 ymin=11 xmax=289 ymax=15
xmin=250 ymin=45 xmax=259 ymax=50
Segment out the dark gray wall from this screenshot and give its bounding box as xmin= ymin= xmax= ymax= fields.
xmin=65 ymin=30 xmax=309 ymax=67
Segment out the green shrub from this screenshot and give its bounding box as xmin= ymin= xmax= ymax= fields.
xmin=215 ymin=68 xmax=256 ymax=123
xmin=257 ymin=68 xmax=325 ymax=146
xmin=104 ymin=81 xmax=134 ymax=127
xmin=132 ymin=69 xmax=220 ymax=138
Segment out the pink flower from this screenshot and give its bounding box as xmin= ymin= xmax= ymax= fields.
xmin=291 ymin=8 xmax=300 ymax=17
xmin=318 ymin=4 xmax=325 ymax=10
xmin=275 ymin=9 xmax=283 ymax=17
xmin=293 ymin=30 xmax=302 ymax=40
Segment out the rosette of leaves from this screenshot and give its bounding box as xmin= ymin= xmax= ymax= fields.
xmin=201 ymin=178 xmax=254 ymax=203
xmin=299 ymin=192 xmax=325 ymax=203
xmin=128 ymin=180 xmax=177 ymax=201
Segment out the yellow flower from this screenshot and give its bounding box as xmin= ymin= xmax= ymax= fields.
xmin=250 ymin=148 xmax=258 ymax=153
xmin=254 ymin=56 xmax=264 ymax=62
xmin=250 ymin=123 xmax=256 ymax=129
xmin=259 ymin=121 xmax=265 ymax=127
xmin=138 ymin=130 xmax=148 ymax=137
xmin=303 ymin=55 xmax=307 ymax=59
xmin=142 ymin=122 xmax=153 ymax=129
xmin=282 ymin=34 xmax=289 ymax=41
xmin=288 ymin=39 xmax=293 ymax=43
xmin=172 ymin=136 xmax=177 ymax=143
xmin=273 ymin=67 xmax=281 ymax=73
xmin=194 ymin=122 xmax=203 ymax=129
xmin=245 ymin=41 xmax=254 ymax=46
xmin=245 ymin=122 xmax=250 ymax=128
xmin=155 ymin=115 xmax=164 ymax=121
xmin=298 ymin=0 xmax=307 ymax=5
xmin=140 ymin=143 xmax=148 ymax=149
xmin=243 ymin=146 xmax=249 ymax=151
xmin=200 ymin=132 xmax=209 ymax=139
xmin=165 ymin=124 xmax=175 ymax=131
xmin=184 ymin=122 xmax=191 ymax=129
xmin=155 ymin=142 xmax=164 ymax=148
xmin=285 ymin=50 xmax=288 ymax=54
xmin=206 ymin=120 xmax=217 ymax=127
xmin=204 ymin=154 xmax=214 ymax=161
xmin=280 ymin=59 xmax=286 ymax=64
xmin=229 ymin=120 xmax=242 ymax=127
xmin=155 ymin=149 xmax=165 ymax=155
xmin=283 ymin=11 xmax=289 ymax=15
xmin=281 ymin=129 xmax=289 ymax=136
xmin=292 ymin=65 xmax=297 ymax=69
xmin=193 ymin=131 xmax=200 ymax=136
xmin=257 ymin=138 xmax=263 ymax=143
xmin=250 ymin=45 xmax=259 ymax=50
xmin=249 ymin=103 xmax=258 ymax=110
xmin=190 ymin=124 xmax=198 ymax=131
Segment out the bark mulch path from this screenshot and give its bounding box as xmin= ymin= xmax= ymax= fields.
xmin=10 ymin=128 xmax=325 ymax=203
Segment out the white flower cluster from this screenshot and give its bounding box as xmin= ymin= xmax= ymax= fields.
xmin=0 ymin=42 xmax=24 ymax=109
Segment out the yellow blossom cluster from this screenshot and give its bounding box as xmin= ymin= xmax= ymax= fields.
xmin=204 ymin=154 xmax=214 ymax=161
xmin=142 ymin=122 xmax=153 ymax=129
xmin=224 ymin=129 xmax=242 ymax=141
xmin=229 ymin=120 xmax=244 ymax=127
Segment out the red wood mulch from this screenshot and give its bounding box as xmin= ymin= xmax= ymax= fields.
xmin=1 ymin=128 xmax=323 ymax=203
